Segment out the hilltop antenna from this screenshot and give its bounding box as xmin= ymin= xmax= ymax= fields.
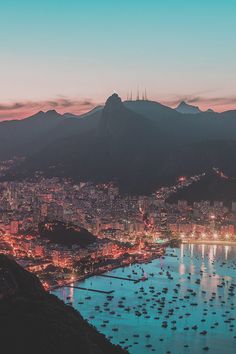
xmin=137 ymin=87 xmax=140 ymax=101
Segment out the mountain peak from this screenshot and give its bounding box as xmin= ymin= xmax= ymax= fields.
xmin=176 ymin=101 xmax=202 ymax=114
xmin=30 ymin=110 xmax=44 ymax=118
xmin=104 ymin=93 xmax=122 ymax=110
xmin=41 ymin=110 xmax=63 ymax=120
xmin=45 ymin=109 xmax=59 ymax=115
xmin=100 ymin=94 xmax=124 ymax=134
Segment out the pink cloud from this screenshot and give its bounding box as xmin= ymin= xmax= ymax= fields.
xmin=161 ymin=95 xmax=236 ymax=113
xmin=0 ymin=97 xmax=98 ymax=121
xmin=0 ymin=94 xmax=236 ymax=121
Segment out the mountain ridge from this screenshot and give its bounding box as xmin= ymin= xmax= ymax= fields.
xmin=3 ymin=94 xmax=236 ymax=197
xmin=176 ymin=101 xmax=202 ymax=114
xmin=175 ymin=101 xmax=215 ymax=115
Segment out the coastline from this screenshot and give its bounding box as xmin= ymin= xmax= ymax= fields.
xmin=50 ymin=247 xmax=165 ymax=291
xmin=50 ymin=240 xmax=236 ymax=291
xmin=182 ymin=240 xmax=236 ymax=246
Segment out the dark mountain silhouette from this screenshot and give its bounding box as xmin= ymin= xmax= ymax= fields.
xmin=63 ymin=112 xmax=81 ymax=118
xmin=63 ymin=106 xmax=103 ymax=119
xmin=6 ymin=94 xmax=163 ymax=193
xmin=175 ymin=101 xmax=202 ymax=114
xmin=80 ymin=105 xmax=103 ymax=118
xmin=0 ymin=254 xmax=126 ymax=354
xmin=167 ymin=170 xmax=236 ymax=205
xmin=0 ymin=108 xmax=101 ymax=161
xmin=125 ymin=100 xmax=236 ymax=145
xmin=2 ymin=94 xmax=236 ymax=198
xmin=175 ymin=101 xmax=215 ymax=114
xmin=38 ymin=221 xmax=97 ymax=247
xmin=0 ymin=110 xmax=64 ymax=160
xmin=124 ymin=99 xmax=177 ymax=122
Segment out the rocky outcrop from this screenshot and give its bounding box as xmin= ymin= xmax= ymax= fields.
xmin=0 ymin=254 xmax=127 ymax=354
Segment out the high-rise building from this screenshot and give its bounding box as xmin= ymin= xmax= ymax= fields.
xmin=10 ymin=220 xmax=19 ymax=235
xmin=232 ymin=202 xmax=236 ymax=213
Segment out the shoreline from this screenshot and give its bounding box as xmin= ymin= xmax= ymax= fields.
xmin=182 ymin=240 xmax=236 ymax=246
xmin=50 ymin=240 xmax=236 ymax=291
xmin=50 ymin=248 xmax=165 ymax=291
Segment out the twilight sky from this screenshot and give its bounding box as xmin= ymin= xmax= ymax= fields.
xmin=1 ymin=0 xmax=236 ymax=120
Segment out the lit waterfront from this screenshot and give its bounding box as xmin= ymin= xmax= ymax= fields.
xmin=53 ymin=244 xmax=236 ymax=353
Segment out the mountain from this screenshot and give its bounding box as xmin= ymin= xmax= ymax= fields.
xmin=6 ymin=94 xmax=163 ymax=193
xmin=80 ymin=105 xmax=103 ymax=118
xmin=124 ymin=99 xmax=178 ymax=122
xmin=38 ymin=221 xmax=97 ymax=246
xmin=0 ymin=254 xmax=45 ymax=299
xmin=99 ymin=94 xmax=153 ymax=135
xmin=3 ymin=94 xmax=236 ymax=198
xmin=206 ymin=108 xmax=215 ymax=113
xmin=167 ymin=170 xmax=236 ymax=205
xmin=63 ymin=112 xmax=81 ymax=118
xmin=0 ymin=254 xmax=127 ymax=354
xmin=63 ymin=106 xmax=103 ymax=119
xmin=175 ymin=101 xmax=215 ymax=114
xmin=0 ymin=108 xmax=101 ymax=161
xmin=175 ymin=101 xmax=202 ymax=114
xmin=0 ymin=110 xmax=65 ymax=160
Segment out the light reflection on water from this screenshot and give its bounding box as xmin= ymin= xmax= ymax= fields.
xmin=53 ymin=244 xmax=236 ymax=354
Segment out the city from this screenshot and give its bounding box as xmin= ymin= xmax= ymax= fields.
xmin=1 ymin=1 xmax=236 ymax=353
xmin=1 ymin=159 xmax=235 ymax=291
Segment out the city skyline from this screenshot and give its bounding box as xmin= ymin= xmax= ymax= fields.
xmin=1 ymin=0 xmax=236 ymax=119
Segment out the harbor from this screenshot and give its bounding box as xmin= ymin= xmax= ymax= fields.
xmin=53 ymin=243 xmax=236 ymax=354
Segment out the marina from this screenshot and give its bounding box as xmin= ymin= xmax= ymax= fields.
xmin=53 ymin=244 xmax=236 ymax=354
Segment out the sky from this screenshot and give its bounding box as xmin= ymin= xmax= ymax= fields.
xmin=0 ymin=0 xmax=236 ymax=120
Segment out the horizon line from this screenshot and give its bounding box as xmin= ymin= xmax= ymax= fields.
xmin=0 ymin=94 xmax=235 ymax=122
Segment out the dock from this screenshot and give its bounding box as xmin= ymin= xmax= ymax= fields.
xmin=99 ymin=274 xmax=140 ymax=283
xmin=65 ymin=285 xmax=114 ymax=294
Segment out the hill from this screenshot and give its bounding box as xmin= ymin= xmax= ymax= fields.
xmin=0 ymin=110 xmax=64 ymax=160
xmin=175 ymin=101 xmax=214 ymax=114
xmin=6 ymin=94 xmax=162 ymax=193
xmin=38 ymin=221 xmax=97 ymax=247
xmin=3 ymin=94 xmax=236 ymax=197
xmin=0 ymin=108 xmax=100 ymax=161
xmin=167 ymin=171 xmax=236 ymax=204
xmin=0 ymin=254 xmax=127 ymax=354
xmin=175 ymin=101 xmax=202 ymax=114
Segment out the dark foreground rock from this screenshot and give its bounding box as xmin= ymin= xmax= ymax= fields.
xmin=0 ymin=254 xmax=127 ymax=354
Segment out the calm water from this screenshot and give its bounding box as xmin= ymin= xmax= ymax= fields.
xmin=53 ymin=244 xmax=236 ymax=354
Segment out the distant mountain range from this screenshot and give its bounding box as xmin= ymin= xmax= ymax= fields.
xmin=175 ymin=101 xmax=214 ymax=114
xmin=2 ymin=94 xmax=236 ymax=198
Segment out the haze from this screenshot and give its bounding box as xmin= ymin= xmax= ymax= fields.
xmin=1 ymin=0 xmax=236 ymax=119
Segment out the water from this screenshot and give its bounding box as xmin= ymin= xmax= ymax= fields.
xmin=53 ymin=244 xmax=236 ymax=353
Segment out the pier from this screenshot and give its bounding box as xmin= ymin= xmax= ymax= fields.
xmin=99 ymin=274 xmax=140 ymax=283
xmin=65 ymin=285 xmax=114 ymax=294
